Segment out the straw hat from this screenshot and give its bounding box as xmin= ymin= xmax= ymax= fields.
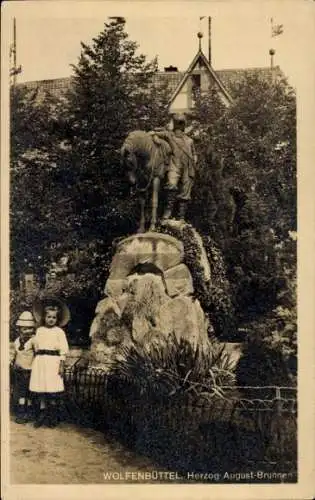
xmin=16 ymin=311 xmax=36 ymax=327
xmin=33 ymin=295 xmax=71 ymax=327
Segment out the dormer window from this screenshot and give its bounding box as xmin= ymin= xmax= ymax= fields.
xmin=191 ymin=73 xmax=201 ymax=89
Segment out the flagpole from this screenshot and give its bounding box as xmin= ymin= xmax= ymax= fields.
xmin=13 ymin=17 xmax=17 ymax=86
xmin=269 ymin=17 xmax=274 ymax=71
xmin=198 ymin=16 xmax=212 ymax=63
xmin=269 ymin=17 xmax=283 ymax=74
xmin=208 ymin=16 xmax=212 ymax=65
xmin=10 ymin=17 xmax=22 ymax=86
xmin=198 ymin=17 xmax=205 ymax=53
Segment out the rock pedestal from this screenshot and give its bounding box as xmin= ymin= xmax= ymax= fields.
xmin=88 ymin=228 xmax=213 ymax=370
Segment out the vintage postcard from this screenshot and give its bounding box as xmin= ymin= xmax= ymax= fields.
xmin=1 ymin=1 xmax=314 ymax=499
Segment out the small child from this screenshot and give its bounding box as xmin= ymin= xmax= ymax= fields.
xmin=12 ymin=311 xmax=36 ymax=424
xmin=30 ymin=297 xmax=70 ymax=428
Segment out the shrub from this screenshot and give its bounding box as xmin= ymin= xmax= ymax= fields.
xmin=235 ymin=233 xmax=297 ymax=390
xmin=111 ymin=333 xmax=236 ymax=403
xmin=157 ymin=222 xmax=237 ymax=339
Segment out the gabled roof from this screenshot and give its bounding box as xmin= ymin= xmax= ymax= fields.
xmin=18 ymin=77 xmax=73 ymax=98
xmin=17 ymin=65 xmax=284 ymax=104
xmin=151 ymin=71 xmax=184 ymax=95
xmin=168 ymin=49 xmax=233 ymax=106
xmin=216 ymin=66 xmax=283 ymax=95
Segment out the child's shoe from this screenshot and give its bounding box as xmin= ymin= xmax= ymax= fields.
xmin=26 ymin=405 xmax=35 ymax=422
xmin=33 ymin=410 xmax=46 ymax=428
xmin=15 ymin=405 xmax=29 ymax=424
xmin=46 ymin=407 xmax=58 ymax=428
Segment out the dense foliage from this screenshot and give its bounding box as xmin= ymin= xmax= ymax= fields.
xmin=236 ymin=235 xmax=297 ymax=387
xmin=10 ymin=85 xmax=71 ymax=284
xmin=10 ymin=18 xmax=170 ymax=273
xmin=111 ymin=333 xmax=235 ymax=402
xmin=190 ymin=75 xmax=296 ymax=322
xmin=10 ymin=18 xmax=170 ymax=342
xmin=157 ymin=221 xmax=236 ymax=339
xmin=64 ymin=17 xmax=170 ymax=241
xmin=187 ymin=75 xmax=296 ymax=381
xmin=10 ymin=17 xmax=296 ymax=379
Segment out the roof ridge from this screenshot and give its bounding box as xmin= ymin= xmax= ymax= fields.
xmin=155 ymin=70 xmax=185 ymax=74
xmin=217 ymin=65 xmax=280 ymax=72
xmin=168 ymin=49 xmax=233 ymax=106
xmin=20 ymin=76 xmax=72 ymax=84
xmin=19 ymin=65 xmax=282 ymax=86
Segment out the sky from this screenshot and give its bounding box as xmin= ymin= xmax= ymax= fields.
xmin=2 ymin=1 xmax=314 ymax=88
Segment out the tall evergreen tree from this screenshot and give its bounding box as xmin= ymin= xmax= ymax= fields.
xmin=65 ymin=17 xmax=170 ymax=240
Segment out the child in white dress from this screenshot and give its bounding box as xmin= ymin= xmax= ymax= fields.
xmin=30 ymin=299 xmax=70 ymax=428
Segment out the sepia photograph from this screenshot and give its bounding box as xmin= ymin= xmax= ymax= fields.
xmin=1 ymin=1 xmax=314 ymax=499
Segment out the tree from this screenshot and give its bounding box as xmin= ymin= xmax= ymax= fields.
xmin=229 ymin=73 xmax=297 ymax=238
xmin=10 ymin=19 xmax=172 ymax=345
xmin=10 ymin=85 xmax=73 ymax=286
xmin=65 ymin=17 xmax=170 ymax=241
xmin=190 ymin=89 xmax=258 ymax=243
xmin=189 ymin=73 xmax=296 ymax=322
xmin=10 ymin=18 xmax=171 ymax=274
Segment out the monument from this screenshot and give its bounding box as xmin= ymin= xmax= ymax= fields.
xmin=87 ymin=220 xmax=221 ymax=370
xmin=85 ymin=124 xmax=234 ymax=370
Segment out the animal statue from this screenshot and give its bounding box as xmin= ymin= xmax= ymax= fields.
xmin=121 ymin=130 xmax=173 ymax=232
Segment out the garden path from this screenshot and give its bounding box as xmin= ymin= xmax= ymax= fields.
xmin=10 ymin=419 xmax=157 ymax=484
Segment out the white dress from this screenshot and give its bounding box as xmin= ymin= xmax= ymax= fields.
xmin=29 ymin=326 xmax=69 ymax=394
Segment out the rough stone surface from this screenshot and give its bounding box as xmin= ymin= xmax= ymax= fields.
xmin=164 ymin=263 xmax=194 ymax=297
xmin=89 ymin=340 xmax=128 ymax=370
xmin=159 ymin=296 xmax=209 ymax=350
xmin=89 ymin=297 xmax=121 ymax=339
xmin=122 ymin=273 xmax=170 ymax=344
xmin=88 ymin=229 xmax=214 ymax=368
xmin=108 ymin=252 xmax=136 ymax=280
xmin=115 ymin=292 xmax=130 ymax=314
xmin=104 ymin=278 xmax=127 ymax=298
xmin=89 ymin=341 xmax=117 ymax=367
xmin=88 ymin=294 xmax=132 ymax=370
xmin=88 ymin=318 xmax=132 ymax=370
xmin=108 ymin=233 xmax=184 ymax=280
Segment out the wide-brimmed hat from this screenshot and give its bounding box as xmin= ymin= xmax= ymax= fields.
xmin=33 ymin=295 xmax=71 ymax=327
xmin=16 ymin=311 xmax=36 ymax=327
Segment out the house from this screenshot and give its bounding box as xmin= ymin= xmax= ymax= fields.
xmin=18 ymin=33 xmax=283 ymax=117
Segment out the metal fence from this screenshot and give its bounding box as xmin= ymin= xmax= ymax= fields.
xmin=63 ymin=365 xmax=297 ymax=477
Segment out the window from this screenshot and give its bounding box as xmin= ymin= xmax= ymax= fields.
xmin=191 ymin=74 xmax=201 ymax=89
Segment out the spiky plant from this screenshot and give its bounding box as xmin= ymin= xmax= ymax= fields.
xmin=110 ymin=333 xmax=235 ymax=403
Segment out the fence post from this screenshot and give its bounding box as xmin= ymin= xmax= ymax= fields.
xmin=275 ymin=387 xmax=284 ymax=459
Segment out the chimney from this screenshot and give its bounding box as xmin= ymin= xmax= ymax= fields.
xmin=164 ymin=65 xmax=178 ymax=72
xmin=208 ymin=17 xmax=212 ymax=65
